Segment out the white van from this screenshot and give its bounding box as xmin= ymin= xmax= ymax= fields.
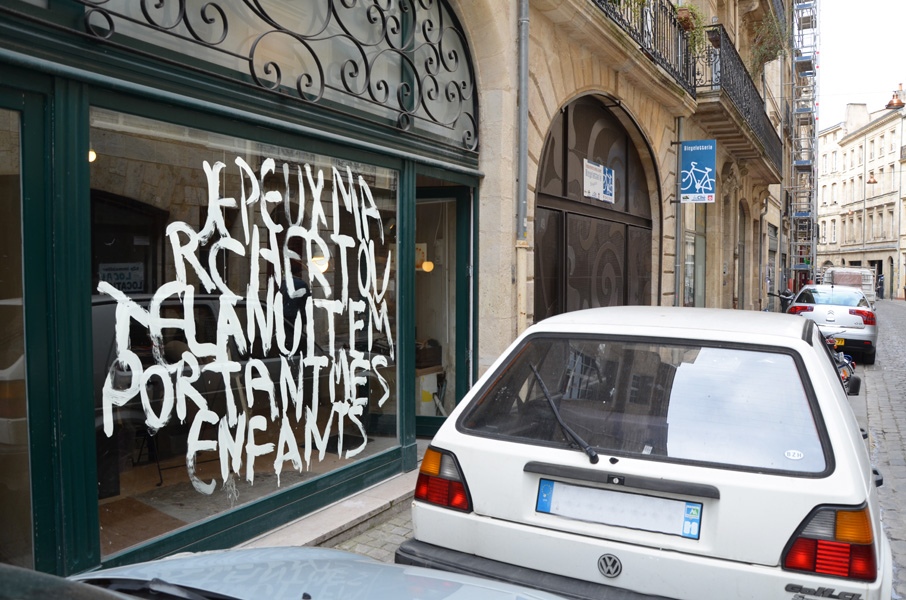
xmin=822 ymin=266 xmax=876 ymax=303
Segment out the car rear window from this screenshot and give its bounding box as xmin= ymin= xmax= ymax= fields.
xmin=460 ymin=336 xmax=827 ymax=473
xmin=796 ymin=288 xmax=868 ymax=307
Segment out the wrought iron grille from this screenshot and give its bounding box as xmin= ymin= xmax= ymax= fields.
xmin=73 ymin=0 xmax=478 ymax=151
xmin=590 ymin=0 xmax=696 ymax=98
xmin=694 ymin=25 xmax=782 ymax=173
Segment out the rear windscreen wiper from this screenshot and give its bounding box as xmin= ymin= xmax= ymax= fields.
xmin=529 ymin=363 xmax=599 ymax=464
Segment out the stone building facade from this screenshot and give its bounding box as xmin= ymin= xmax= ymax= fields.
xmin=470 ymin=0 xmax=790 ymax=374
xmin=817 ymin=99 xmax=906 ymax=299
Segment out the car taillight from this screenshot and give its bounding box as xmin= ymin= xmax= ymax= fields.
xmin=783 ymin=506 xmax=876 ymax=581
xmin=788 ymin=306 xmax=814 ymax=315
xmin=849 ymin=309 xmax=876 ymax=326
xmin=414 ymin=447 xmax=472 ymax=512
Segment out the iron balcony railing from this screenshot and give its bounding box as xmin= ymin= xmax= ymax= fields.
xmin=591 ymin=0 xmax=696 ymax=98
xmin=694 ymin=24 xmax=783 ymax=174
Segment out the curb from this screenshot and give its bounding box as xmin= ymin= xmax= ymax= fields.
xmin=237 ymin=469 xmax=419 ymax=550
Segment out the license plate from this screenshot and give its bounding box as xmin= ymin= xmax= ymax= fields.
xmin=536 ymin=478 xmax=702 ymax=539
xmin=835 ymin=338 xmax=845 ymax=346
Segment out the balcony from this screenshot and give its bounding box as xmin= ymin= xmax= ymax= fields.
xmin=693 ymin=25 xmax=783 ymax=182
xmin=591 ymin=0 xmax=696 ymax=98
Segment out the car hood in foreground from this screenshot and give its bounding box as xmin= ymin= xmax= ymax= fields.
xmin=71 ymin=546 xmax=566 ymax=600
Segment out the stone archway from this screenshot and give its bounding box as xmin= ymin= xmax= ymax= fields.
xmin=534 ymin=95 xmax=660 ymax=320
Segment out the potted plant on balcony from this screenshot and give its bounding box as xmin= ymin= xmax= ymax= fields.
xmin=748 ymin=13 xmax=788 ymax=77
xmin=674 ymin=3 xmax=708 ymax=54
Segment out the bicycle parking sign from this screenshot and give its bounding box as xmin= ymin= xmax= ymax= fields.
xmin=680 ymin=140 xmax=716 ymax=203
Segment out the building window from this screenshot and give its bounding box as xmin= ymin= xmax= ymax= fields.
xmin=892 ymin=131 xmax=897 ymax=153
xmin=880 ymin=135 xmax=886 ymax=153
xmin=832 ymin=151 xmax=837 ymax=171
xmin=870 ymin=140 xmax=875 ymax=159
xmin=832 ymin=183 xmax=837 ymax=204
xmin=89 ymin=107 xmax=400 ymax=557
xmin=822 ymin=154 xmax=827 ymax=174
xmin=850 ymin=178 xmax=855 ymax=202
xmin=821 ymin=185 xmax=827 ymax=204
xmin=859 ymin=145 xmax=863 ymax=165
xmin=842 ymin=181 xmax=847 ymax=202
xmin=831 ymin=219 xmax=836 ymax=243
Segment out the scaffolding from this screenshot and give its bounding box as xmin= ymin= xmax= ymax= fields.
xmin=785 ymin=0 xmax=819 ymax=290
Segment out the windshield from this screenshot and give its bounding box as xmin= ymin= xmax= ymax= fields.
xmin=460 ymin=336 xmax=827 ymax=473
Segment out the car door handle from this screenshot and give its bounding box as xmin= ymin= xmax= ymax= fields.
xmin=873 ymin=467 xmax=884 ymax=488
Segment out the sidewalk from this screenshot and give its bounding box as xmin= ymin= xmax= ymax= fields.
xmin=236 ymin=440 xmax=426 ymax=554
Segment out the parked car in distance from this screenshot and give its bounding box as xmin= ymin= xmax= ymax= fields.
xmin=788 ymin=284 xmax=878 ymax=364
xmin=396 ymin=306 xmax=891 ymax=600
xmin=66 ymin=546 xmax=567 ymax=600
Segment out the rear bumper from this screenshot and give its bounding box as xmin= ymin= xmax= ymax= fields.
xmin=395 ymin=539 xmax=672 ymax=600
xmin=399 ymin=502 xmax=891 ymax=600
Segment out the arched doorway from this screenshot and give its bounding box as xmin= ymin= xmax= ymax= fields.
xmin=534 ymin=96 xmax=659 ymax=321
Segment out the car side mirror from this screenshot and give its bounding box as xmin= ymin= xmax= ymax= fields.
xmin=846 ymin=375 xmax=861 ymax=396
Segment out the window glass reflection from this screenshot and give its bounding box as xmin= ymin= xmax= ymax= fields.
xmin=90 ymin=108 xmax=398 ymax=556
xmin=0 ymin=107 xmax=32 ymax=568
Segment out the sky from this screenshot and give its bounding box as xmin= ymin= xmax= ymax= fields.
xmin=817 ymin=1 xmax=902 ymax=129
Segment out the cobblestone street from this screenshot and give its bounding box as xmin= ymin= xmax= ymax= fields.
xmin=331 ymin=511 xmax=414 ymax=563
xmin=864 ymin=299 xmax=906 ymax=598
xmin=329 ymin=301 xmax=906 ymax=597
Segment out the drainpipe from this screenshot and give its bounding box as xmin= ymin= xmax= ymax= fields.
xmin=516 ymin=0 xmax=529 ymax=332
xmin=759 ymin=196 xmax=769 ymax=310
xmin=674 ymin=117 xmax=684 ymax=306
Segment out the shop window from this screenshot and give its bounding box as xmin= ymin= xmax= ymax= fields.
xmin=0 ymin=108 xmax=31 ymax=568
xmin=89 ymin=107 xmax=398 ymax=556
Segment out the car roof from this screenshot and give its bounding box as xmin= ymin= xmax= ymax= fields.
xmin=534 ymin=306 xmax=811 ymax=342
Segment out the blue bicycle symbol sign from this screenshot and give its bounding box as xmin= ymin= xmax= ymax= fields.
xmin=681 ymin=161 xmax=714 ymax=197
xmin=680 ymin=140 xmax=717 ymax=203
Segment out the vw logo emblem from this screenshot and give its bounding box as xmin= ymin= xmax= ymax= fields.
xmin=597 ymin=554 xmax=622 ymax=578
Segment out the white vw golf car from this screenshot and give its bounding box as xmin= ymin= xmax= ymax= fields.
xmin=396 ymin=306 xmax=891 ymax=600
